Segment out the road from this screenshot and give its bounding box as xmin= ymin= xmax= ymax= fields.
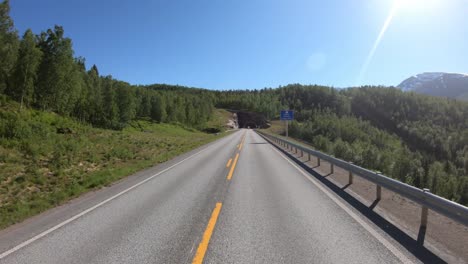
xmin=0 ymin=129 xmax=414 ymax=263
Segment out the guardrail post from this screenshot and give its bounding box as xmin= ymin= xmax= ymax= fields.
xmin=307 ymin=153 xmax=311 ymax=162
xmin=317 ymin=157 xmax=321 ymax=166
xmin=417 ymin=188 xmax=430 ymax=245
xmin=421 ymin=189 xmax=430 ymax=229
xmin=330 ymin=163 xmax=334 ymax=174
xmin=348 ymin=162 xmax=353 ymax=184
xmin=300 ymin=149 xmax=303 ymax=157
xmin=421 ymin=206 xmax=428 ymax=228
xmin=376 ymin=185 xmax=382 ymax=200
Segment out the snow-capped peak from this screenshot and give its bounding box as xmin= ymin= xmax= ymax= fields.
xmin=397 ymin=72 xmax=468 ymax=101
xmin=398 ymin=72 xmax=468 ymax=92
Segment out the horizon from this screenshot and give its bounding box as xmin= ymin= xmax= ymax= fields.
xmin=10 ymin=0 xmax=468 ymax=90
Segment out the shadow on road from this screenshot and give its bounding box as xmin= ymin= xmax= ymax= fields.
xmin=269 ymin=140 xmax=446 ymax=264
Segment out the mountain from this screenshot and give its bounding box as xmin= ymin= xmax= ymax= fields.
xmin=398 ymin=72 xmax=468 ymax=100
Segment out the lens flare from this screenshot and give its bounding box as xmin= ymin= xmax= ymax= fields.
xmin=356 ymin=1 xmax=400 ymax=86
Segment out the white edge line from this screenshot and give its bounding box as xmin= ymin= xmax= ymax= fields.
xmin=0 ymin=132 xmax=238 ymax=259
xmin=267 ymin=141 xmax=414 ymax=264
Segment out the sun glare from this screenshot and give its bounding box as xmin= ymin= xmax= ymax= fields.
xmin=394 ymin=0 xmax=443 ymax=11
xmin=356 ymin=1 xmax=400 ymax=86
xmin=356 ymin=0 xmax=444 ymax=86
xmin=394 ymin=0 xmax=419 ymax=9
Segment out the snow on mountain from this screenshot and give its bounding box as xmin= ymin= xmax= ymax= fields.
xmin=397 ymin=72 xmax=468 ymax=100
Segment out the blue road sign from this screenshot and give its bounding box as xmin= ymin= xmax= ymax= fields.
xmin=280 ymin=110 xmax=294 ymax=120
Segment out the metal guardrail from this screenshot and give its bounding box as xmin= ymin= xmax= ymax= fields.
xmin=257 ymin=131 xmax=468 ymax=229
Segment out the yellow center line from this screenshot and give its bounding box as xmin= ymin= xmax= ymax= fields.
xmin=227 ymin=153 xmax=239 ymax=180
xmin=238 ymin=133 xmax=246 ymax=150
xmin=226 ymin=158 xmax=232 ymax=168
xmin=192 ymin=203 xmax=223 ymax=264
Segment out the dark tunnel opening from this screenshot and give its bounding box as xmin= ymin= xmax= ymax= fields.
xmin=235 ymin=111 xmax=269 ymax=129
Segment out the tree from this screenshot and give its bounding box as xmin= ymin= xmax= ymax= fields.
xmin=185 ymin=101 xmax=196 ymax=125
xmin=99 ymin=76 xmax=119 ymax=128
xmin=115 ymin=81 xmax=136 ymax=124
xmin=136 ymin=89 xmax=151 ymax=118
xmin=71 ymin=57 xmax=88 ymax=121
xmin=11 ymin=29 xmax=42 ymax=108
xmin=36 ymin=25 xmax=81 ymax=115
xmin=0 ymin=0 xmax=18 ymax=94
xmin=86 ymin=64 xmax=103 ymax=124
xmin=150 ymin=95 xmax=167 ymax=123
xmin=427 ymin=162 xmax=445 ymax=194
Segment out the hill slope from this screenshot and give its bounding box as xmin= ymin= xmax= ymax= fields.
xmin=0 ymin=98 xmax=228 ymax=228
xmin=216 ymin=85 xmax=468 ymax=205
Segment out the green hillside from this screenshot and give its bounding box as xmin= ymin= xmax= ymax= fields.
xmin=0 ymin=98 xmax=228 ymax=228
xmin=216 ymin=85 xmax=468 ymax=205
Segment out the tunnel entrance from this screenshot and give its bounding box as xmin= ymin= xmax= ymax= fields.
xmin=235 ymin=111 xmax=269 ymax=129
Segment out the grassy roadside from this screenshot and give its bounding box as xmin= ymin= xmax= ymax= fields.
xmin=204 ymin=108 xmax=234 ymax=132
xmin=259 ymin=121 xmax=319 ymax=151
xmin=0 ymin=101 xmax=231 ymax=229
xmin=265 ymin=120 xmax=286 ymax=135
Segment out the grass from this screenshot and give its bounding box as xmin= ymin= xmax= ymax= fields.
xmin=267 ymin=120 xmax=286 ymax=135
xmin=260 ymin=121 xmax=317 ymax=150
xmin=0 ymin=100 xmax=231 ymax=229
xmin=204 ymin=109 xmax=234 ymax=132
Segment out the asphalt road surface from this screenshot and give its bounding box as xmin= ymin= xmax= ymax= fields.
xmin=0 ymin=129 xmax=416 ymax=263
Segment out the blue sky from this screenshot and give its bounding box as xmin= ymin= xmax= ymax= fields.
xmin=9 ymin=0 xmax=468 ymax=90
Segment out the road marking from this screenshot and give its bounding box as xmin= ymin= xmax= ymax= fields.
xmin=239 ymin=133 xmax=245 ymax=146
xmin=226 ymin=158 xmax=232 ymax=168
xmin=238 ymin=134 xmax=246 ymax=150
xmin=192 ymin=203 xmax=222 ymax=264
xmin=267 ymin=142 xmax=414 ymax=264
xmin=0 ymin=133 xmax=237 ymax=260
xmin=227 ymin=153 xmax=240 ymax=180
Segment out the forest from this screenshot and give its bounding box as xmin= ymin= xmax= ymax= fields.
xmin=215 ymin=85 xmax=468 ymax=205
xmin=1 ymin=0 xmax=467 ymax=205
xmin=0 ymin=1 xmax=215 ymax=131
